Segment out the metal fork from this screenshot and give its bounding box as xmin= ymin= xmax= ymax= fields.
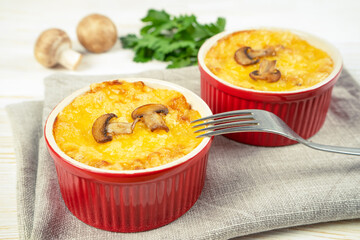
xmin=192 ymin=109 xmax=360 ymax=156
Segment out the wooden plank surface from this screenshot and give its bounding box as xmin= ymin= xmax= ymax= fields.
xmin=1 ymin=0 xmax=359 ymax=239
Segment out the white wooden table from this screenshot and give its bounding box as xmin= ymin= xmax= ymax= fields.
xmin=1 ymin=0 xmax=360 ymax=239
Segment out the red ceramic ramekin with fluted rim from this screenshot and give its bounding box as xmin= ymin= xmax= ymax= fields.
xmin=44 ymin=78 xmax=213 ymax=232
xmin=198 ymin=28 xmax=343 ymax=146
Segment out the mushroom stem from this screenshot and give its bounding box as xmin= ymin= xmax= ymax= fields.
xmin=107 ymin=119 xmax=139 ymax=135
xmin=58 ymin=48 xmax=83 ymax=70
xmin=249 ymin=59 xmax=281 ymax=83
xmin=142 ymin=114 xmax=169 ymax=132
xmin=247 ymin=47 xmax=275 ymax=59
xmin=259 ymin=59 xmax=277 ymax=74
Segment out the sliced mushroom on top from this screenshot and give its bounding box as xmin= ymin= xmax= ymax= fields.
xmin=92 ymin=104 xmax=170 ymax=143
xmin=132 ymin=104 xmax=169 ymax=132
xmin=92 ymin=113 xmax=138 ymax=143
xmin=249 ymin=59 xmax=281 ymax=83
xmin=234 ymin=46 xmax=276 ymax=66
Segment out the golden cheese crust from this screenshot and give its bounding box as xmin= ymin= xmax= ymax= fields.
xmin=53 ymin=80 xmax=202 ymax=170
xmin=204 ymin=30 xmax=334 ymax=91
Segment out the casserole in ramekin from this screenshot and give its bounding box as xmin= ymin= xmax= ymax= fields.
xmin=44 ymin=78 xmax=213 ymax=232
xmin=198 ymin=29 xmax=343 ymax=146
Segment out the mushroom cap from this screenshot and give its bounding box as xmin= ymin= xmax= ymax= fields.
xmin=34 ymin=28 xmax=71 ymax=67
xmin=249 ymin=59 xmax=281 ymax=83
xmin=92 ymin=113 xmax=117 ymax=143
xmin=234 ymin=47 xmax=259 ymax=66
xmin=131 ymin=104 xmax=169 ymax=119
xmin=132 ymin=104 xmax=169 ymax=132
xmin=76 ymin=13 xmax=117 ymax=53
xmin=250 ymin=69 xmax=281 ymax=82
xmin=234 ymin=46 xmax=277 ymax=66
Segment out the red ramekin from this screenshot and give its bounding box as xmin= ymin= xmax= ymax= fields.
xmin=44 ymin=78 xmax=213 ymax=232
xmin=198 ymin=29 xmax=343 ymax=146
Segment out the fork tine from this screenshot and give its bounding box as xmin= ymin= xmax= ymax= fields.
xmin=196 ymin=126 xmax=261 ymax=138
xmin=194 ymin=120 xmax=259 ymax=133
xmin=192 ymin=115 xmax=255 ymax=128
xmin=191 ymin=110 xmax=253 ymax=123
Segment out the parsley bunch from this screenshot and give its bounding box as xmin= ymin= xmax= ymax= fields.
xmin=120 ymin=9 xmax=226 ymax=68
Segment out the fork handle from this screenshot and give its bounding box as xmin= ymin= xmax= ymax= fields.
xmin=298 ymin=139 xmax=360 ymax=156
xmin=273 ymin=128 xmax=360 ymax=156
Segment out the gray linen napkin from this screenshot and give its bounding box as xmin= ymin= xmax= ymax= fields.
xmin=7 ymin=67 xmax=360 ymax=240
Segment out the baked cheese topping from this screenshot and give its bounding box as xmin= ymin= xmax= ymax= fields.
xmin=204 ymin=30 xmax=334 ymax=91
xmin=53 ymin=80 xmax=202 ymax=170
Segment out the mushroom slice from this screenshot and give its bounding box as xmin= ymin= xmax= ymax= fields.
xmin=234 ymin=47 xmax=259 ymax=66
xmin=92 ymin=113 xmax=137 ymax=143
xmin=234 ymin=46 xmax=276 ymax=66
xmin=249 ymin=59 xmax=281 ymax=83
xmin=131 ymin=104 xmax=169 ymax=132
xmin=107 ymin=119 xmax=139 ymax=135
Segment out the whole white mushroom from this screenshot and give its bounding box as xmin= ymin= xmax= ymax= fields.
xmin=77 ymin=13 xmax=117 ymax=53
xmin=34 ymin=28 xmax=82 ymax=70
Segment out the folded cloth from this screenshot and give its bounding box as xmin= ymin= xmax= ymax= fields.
xmin=7 ymin=67 xmax=360 ymax=240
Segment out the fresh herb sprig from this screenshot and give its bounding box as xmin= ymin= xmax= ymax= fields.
xmin=120 ymin=9 xmax=226 ymax=68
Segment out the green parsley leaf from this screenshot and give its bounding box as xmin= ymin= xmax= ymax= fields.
xmin=141 ymin=9 xmax=170 ymax=25
xmin=120 ymin=9 xmax=226 ymax=68
xmin=119 ymin=34 xmax=139 ymax=49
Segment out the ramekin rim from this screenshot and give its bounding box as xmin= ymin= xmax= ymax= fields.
xmin=197 ymin=27 xmax=343 ymax=95
xmin=44 ymin=77 xmax=212 ymax=175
